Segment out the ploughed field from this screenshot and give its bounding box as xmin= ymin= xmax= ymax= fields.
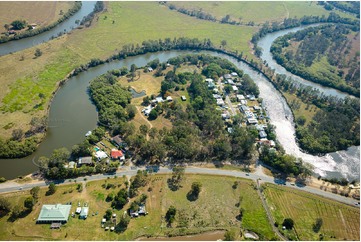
xmin=263 ymin=183 xmax=360 ymax=241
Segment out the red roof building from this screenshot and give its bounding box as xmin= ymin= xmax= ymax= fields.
xmin=111 ymin=149 xmax=124 ymax=160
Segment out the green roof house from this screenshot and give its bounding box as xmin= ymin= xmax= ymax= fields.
xmin=37 ymin=204 xmax=71 ymax=224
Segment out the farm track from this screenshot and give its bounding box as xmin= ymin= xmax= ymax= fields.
xmin=256 ymin=180 xmax=288 ymax=241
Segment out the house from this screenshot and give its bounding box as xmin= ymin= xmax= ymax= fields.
xmin=247 ymin=94 xmax=256 ymax=101
xmin=205 ymin=78 xmax=214 ymax=83
xmin=138 ymin=205 xmax=147 ymax=215
xmin=255 ymin=124 xmax=265 ymax=131
xmin=228 ymin=79 xmax=234 ymax=85
xmin=253 ymin=105 xmax=262 ymax=112
xmin=111 ymin=149 xmax=125 ymax=161
xmin=208 ymin=82 xmax=215 ymax=89
xmin=236 ymin=95 xmax=245 ymax=101
xmin=245 ymin=111 xmax=254 ymax=119
xmin=213 ymin=88 xmax=219 ymax=93
xmin=155 ymin=97 xmax=164 ymax=103
xmin=181 ymin=96 xmax=186 ymax=101
xmin=78 ymin=157 xmax=93 ymax=166
xmin=37 ymin=204 xmax=71 ymax=224
xmin=231 ymin=72 xmax=238 ymax=77
xmin=227 ymin=127 xmax=233 ymax=134
xmin=130 ymin=205 xmax=147 ymax=218
xmin=224 ymin=74 xmax=232 ymax=80
xmin=240 ymin=99 xmax=247 ymax=105
xmin=147 ymin=67 xmax=153 ymax=72
xmin=95 ymin=150 xmax=108 ymax=161
xmin=143 ymin=105 xmax=153 ymax=116
xmin=240 ymin=105 xmax=250 ymax=113
xmin=247 ymin=118 xmax=258 ymax=125
xmin=232 ymin=85 xmax=238 ymax=92
xmin=259 ymin=130 xmax=267 ymax=139
xmin=221 ymin=113 xmax=230 ymax=120
xmin=166 ymin=96 xmax=173 ymax=102
xmin=111 ymin=135 xmax=125 ymax=147
xmin=216 ymin=98 xmax=225 ymax=106
xmin=213 ymin=94 xmax=222 ymax=99
xmin=79 ymin=207 xmax=89 ymax=219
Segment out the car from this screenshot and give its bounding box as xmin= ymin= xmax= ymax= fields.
xmin=19 ymin=187 xmax=23 ymax=190
xmin=245 ymin=173 xmax=250 ymax=176
xmin=290 ymin=183 xmax=295 ymax=186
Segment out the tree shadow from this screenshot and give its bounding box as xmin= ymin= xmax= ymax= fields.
xmin=7 ymin=209 xmax=32 ymax=222
xmin=186 ymin=191 xmax=198 ymax=202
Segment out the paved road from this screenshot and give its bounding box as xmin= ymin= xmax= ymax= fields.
xmin=0 ymin=165 xmax=359 ymax=207
xmin=225 ymin=95 xmax=237 ymax=116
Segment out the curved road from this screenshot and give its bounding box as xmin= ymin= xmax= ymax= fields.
xmin=0 ymin=166 xmax=358 ymax=207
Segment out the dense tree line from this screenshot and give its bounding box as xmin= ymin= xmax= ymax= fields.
xmin=260 ymin=145 xmax=312 ymax=178
xmin=168 ymin=4 xmax=217 ymax=22
xmin=273 ymin=74 xmax=360 ymax=154
xmin=251 ymin=12 xmax=359 ymax=45
xmin=328 ymin=1 xmax=360 ymax=17
xmin=89 ymin=73 xmax=132 ymax=128
xmin=79 ymin=1 xmax=105 ymax=27
xmin=0 ymin=2 xmax=82 ymax=44
xmin=0 ymin=137 xmax=39 ymax=158
xmin=271 ymin=24 xmax=360 ymax=96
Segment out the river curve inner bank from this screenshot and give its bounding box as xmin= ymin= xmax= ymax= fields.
xmin=0 ymin=26 xmax=358 ymax=181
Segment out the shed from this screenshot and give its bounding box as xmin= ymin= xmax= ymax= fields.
xmin=79 ymin=207 xmax=89 ymax=219
xmin=50 ymin=222 xmax=61 ymax=229
xmin=181 ymin=96 xmax=186 ymax=101
xmin=205 ymin=78 xmax=214 ymax=83
xmin=231 ymin=72 xmax=238 ymax=77
xmin=68 ymin=161 xmax=76 ymax=169
xmin=37 ymin=204 xmax=71 ymax=224
xmin=166 ymin=96 xmax=173 ymax=102
xmin=102 ymin=218 xmax=106 ymax=223
xmin=232 ymin=85 xmax=238 ymax=91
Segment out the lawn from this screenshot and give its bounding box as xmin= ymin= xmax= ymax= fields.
xmin=167 ymin=1 xmax=355 ymax=25
xmin=0 ymin=174 xmax=275 ymax=240
xmin=263 ymin=183 xmax=360 ymax=241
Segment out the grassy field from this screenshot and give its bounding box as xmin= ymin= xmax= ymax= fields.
xmin=263 ymin=183 xmax=360 ymax=241
xmin=0 ymin=174 xmax=275 ymax=240
xmin=282 ymin=92 xmax=320 ymax=126
xmin=168 ymin=1 xmax=355 ymax=24
xmin=0 ymin=1 xmax=73 ymax=31
xmin=0 ymin=1 xmax=356 ymax=140
xmin=0 ymin=1 xmax=254 ymax=139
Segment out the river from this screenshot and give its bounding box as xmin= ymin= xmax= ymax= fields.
xmin=0 ymin=1 xmax=95 ymax=56
xmin=257 ymin=24 xmax=350 ymax=99
xmin=0 ymin=23 xmax=359 ymax=181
